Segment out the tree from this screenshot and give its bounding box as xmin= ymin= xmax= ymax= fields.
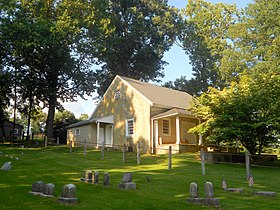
xmin=93 ymin=0 xmax=181 ymax=95
xmin=0 ymin=0 xmax=110 ymax=139
xmin=165 ymin=0 xmax=238 ymax=95
xmin=189 ymin=0 xmax=280 ymax=154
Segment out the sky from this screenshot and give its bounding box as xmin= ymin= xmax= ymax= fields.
xmin=63 ymin=0 xmax=252 ymax=118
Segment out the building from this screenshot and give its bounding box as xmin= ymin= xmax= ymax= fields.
xmin=67 ymin=75 xmax=203 ymax=154
xmin=0 ymin=120 xmax=23 ymax=141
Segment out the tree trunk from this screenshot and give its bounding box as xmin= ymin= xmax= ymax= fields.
xmin=46 ymin=93 xmax=56 ymax=139
xmin=26 ymin=94 xmax=33 ymax=147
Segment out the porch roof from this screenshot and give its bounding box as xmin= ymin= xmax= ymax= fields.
xmin=151 ymin=108 xmax=194 ymax=120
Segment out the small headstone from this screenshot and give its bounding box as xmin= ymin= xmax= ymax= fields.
xmin=42 ymin=183 xmax=55 ymax=197
xmin=103 ymin=172 xmax=110 ymax=186
xmin=225 ymin=188 xmax=244 ymax=193
xmin=254 ymin=191 xmax=276 ymax=197
xmin=81 ymin=170 xmax=92 ymax=183
xmin=122 ymin=172 xmax=132 ymax=183
xmin=222 ymin=176 xmax=227 ymax=190
xmin=189 ymin=182 xmax=199 ymax=198
xmin=118 ymin=172 xmax=136 ymax=190
xmin=58 ymin=184 xmax=78 ymax=205
xmin=1 ymin=162 xmax=12 ymax=170
xmin=30 ymin=181 xmax=44 ymax=195
xmin=93 ymin=171 xmax=99 ymax=184
xmin=204 ymin=182 xmax=214 ymax=198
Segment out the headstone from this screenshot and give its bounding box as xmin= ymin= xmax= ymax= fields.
xmin=122 ymin=172 xmax=132 ymax=183
xmin=30 ymin=181 xmax=44 ymax=195
xmin=222 ymin=176 xmax=227 ymax=190
xmin=189 ymin=182 xmax=198 ymax=198
xmin=1 ymin=162 xmax=12 ymax=170
xmin=225 ymin=188 xmax=244 ymax=193
xmin=58 ymin=184 xmax=78 ymax=205
xmin=204 ymin=182 xmax=214 ymax=198
xmin=103 ymin=172 xmax=110 ymax=186
xmin=93 ymin=171 xmax=99 ymax=184
xmin=42 ymin=183 xmax=55 ymax=197
xmin=254 ymin=191 xmax=276 ymax=197
xmin=81 ymin=170 xmax=92 ymax=183
xmin=118 ymin=172 xmax=136 ymax=190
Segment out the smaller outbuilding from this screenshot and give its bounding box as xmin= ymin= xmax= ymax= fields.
xmin=0 ymin=120 xmax=23 ymax=141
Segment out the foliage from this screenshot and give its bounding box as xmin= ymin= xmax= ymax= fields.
xmin=0 ymin=146 xmax=280 ymax=209
xmin=94 ymin=0 xmax=181 ymax=95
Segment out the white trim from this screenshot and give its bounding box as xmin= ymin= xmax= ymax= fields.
xmin=74 ymin=129 xmax=80 ymax=136
xmin=176 ymin=117 xmax=180 ymax=144
xmin=162 ymin=118 xmax=171 ymax=136
xmin=125 ymin=118 xmax=134 ymax=137
xmin=13 ymin=129 xmax=19 ymax=135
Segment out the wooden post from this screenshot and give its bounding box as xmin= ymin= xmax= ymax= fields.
xmin=168 ymin=146 xmax=172 ymax=170
xmin=101 ymin=140 xmax=105 ymax=160
xmin=201 ymin=148 xmax=205 ymax=175
xmin=123 ymin=143 xmax=127 ymax=164
xmin=84 ymin=139 xmax=87 ymax=156
xmin=70 ymin=140 xmax=72 ymax=153
xmin=44 ymin=136 xmax=47 ymax=148
xmin=245 ymin=150 xmax=250 ymax=179
xmin=137 ymin=141 xmax=141 ymax=165
xmin=56 ymin=136 xmax=59 ymax=147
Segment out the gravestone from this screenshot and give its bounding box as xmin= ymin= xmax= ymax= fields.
xmin=254 ymin=191 xmax=276 ymax=197
xmin=1 ymin=162 xmax=12 ymax=170
xmin=118 ymin=172 xmax=136 ymax=190
xmin=103 ymin=172 xmax=110 ymax=186
xmin=30 ymin=181 xmax=44 ymax=195
xmin=189 ymin=182 xmax=198 ymax=198
xmin=81 ymin=170 xmax=92 ymax=183
xmin=204 ymin=182 xmax=214 ymax=198
xmin=42 ymin=183 xmax=55 ymax=197
xmin=58 ymin=184 xmax=78 ymax=205
xmin=93 ymin=171 xmax=99 ymax=184
xmin=222 ymin=176 xmax=227 ymax=190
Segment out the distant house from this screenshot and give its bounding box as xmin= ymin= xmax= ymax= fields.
xmin=67 ymin=75 xmax=203 ymax=154
xmin=0 ymin=120 xmax=23 ymax=140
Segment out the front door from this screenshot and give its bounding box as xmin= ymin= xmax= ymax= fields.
xmin=105 ymin=124 xmax=113 ymax=147
xmin=98 ymin=127 xmax=104 ymax=146
xmin=181 ymin=121 xmax=197 ymax=144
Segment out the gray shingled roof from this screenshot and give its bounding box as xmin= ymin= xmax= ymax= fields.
xmin=120 ymin=76 xmax=193 ymax=109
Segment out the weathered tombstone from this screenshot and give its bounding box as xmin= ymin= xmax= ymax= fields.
xmin=189 ymin=182 xmax=198 ymax=198
xmin=254 ymin=191 xmax=276 ymax=197
xmin=118 ymin=172 xmax=136 ymax=190
xmin=103 ymin=172 xmax=110 ymax=186
xmin=30 ymin=181 xmax=44 ymax=195
xmin=204 ymin=182 xmax=214 ymax=198
xmin=93 ymin=171 xmax=99 ymax=184
xmin=222 ymin=176 xmax=227 ymax=190
xmin=59 ymin=184 xmax=78 ymax=205
xmin=42 ymin=183 xmax=55 ymax=197
xmin=81 ymin=170 xmax=92 ymax=183
xmin=1 ymin=162 xmax=11 ymax=170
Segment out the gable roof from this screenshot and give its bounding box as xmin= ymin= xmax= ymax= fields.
xmin=118 ymin=76 xmax=193 ymax=109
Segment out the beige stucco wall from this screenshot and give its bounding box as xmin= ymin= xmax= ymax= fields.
xmin=67 ymin=123 xmax=97 ymax=147
xmin=92 ymin=77 xmax=151 ymax=152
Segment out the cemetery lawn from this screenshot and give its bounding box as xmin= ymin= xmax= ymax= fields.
xmin=0 ymin=146 xmax=280 ymax=210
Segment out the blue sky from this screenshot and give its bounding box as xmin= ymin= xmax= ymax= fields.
xmin=64 ymin=0 xmax=252 ymax=117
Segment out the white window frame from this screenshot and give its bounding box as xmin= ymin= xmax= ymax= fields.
xmin=126 ymin=118 xmax=134 ymax=137
xmin=14 ymin=129 xmax=19 ymax=135
xmin=162 ymin=119 xmax=171 ymax=136
xmin=74 ymin=129 xmax=80 ymax=136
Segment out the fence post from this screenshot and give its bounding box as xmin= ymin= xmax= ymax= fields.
xmin=137 ymin=142 xmax=141 ymax=165
xmin=84 ymin=139 xmax=87 ymax=156
xmin=44 ymin=136 xmax=47 ymax=148
xmin=245 ymin=150 xmax=251 ymax=179
xmin=168 ymin=146 xmax=172 ymax=170
xmin=123 ymin=143 xmax=127 ymax=164
xmin=56 ymin=136 xmax=59 ymax=147
xmin=101 ymin=140 xmax=105 ymax=160
xmin=70 ymin=140 xmax=72 ymax=153
xmin=201 ymin=148 xmax=205 ymax=175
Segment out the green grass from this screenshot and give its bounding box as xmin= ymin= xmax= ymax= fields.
xmin=0 ymin=145 xmax=279 ymax=210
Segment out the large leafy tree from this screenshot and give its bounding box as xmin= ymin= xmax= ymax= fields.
xmin=94 ymin=0 xmax=181 ymax=95
xmin=0 ymin=0 xmax=110 ymax=139
xmin=189 ymin=0 xmax=280 ymax=154
xmin=165 ymin=0 xmax=238 ymax=95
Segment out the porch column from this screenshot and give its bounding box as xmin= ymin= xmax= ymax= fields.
xmin=198 ymin=118 xmax=203 ymax=145
xmin=96 ymin=121 xmax=100 ymax=148
xmin=154 ymin=120 xmax=159 ymax=148
xmin=176 ymin=117 xmax=180 ymax=144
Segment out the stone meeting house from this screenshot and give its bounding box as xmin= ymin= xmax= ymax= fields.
xmin=67 ymin=75 xmax=203 ymax=154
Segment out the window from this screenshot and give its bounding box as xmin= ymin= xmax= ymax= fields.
xmin=14 ymin=129 xmax=19 ymax=135
xmin=126 ymin=119 xmax=134 ymax=137
xmin=162 ymin=119 xmax=171 ymax=135
xmin=74 ymin=129 xmax=80 ymax=136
